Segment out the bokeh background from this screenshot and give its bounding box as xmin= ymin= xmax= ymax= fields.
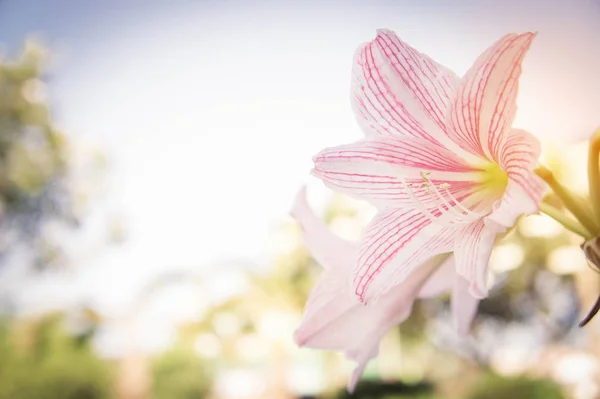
xmin=0 ymin=0 xmax=599 ymax=398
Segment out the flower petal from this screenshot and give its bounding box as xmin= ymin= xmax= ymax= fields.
xmin=448 ymin=33 xmax=536 ymax=160
xmin=487 ymin=129 xmax=546 ymax=228
xmin=454 ymin=220 xmax=498 ymax=298
xmin=354 ymin=208 xmax=458 ymax=302
xmin=351 ymin=29 xmax=459 ymax=143
xmin=486 ymin=174 xmax=546 ymax=229
xmin=291 ymin=187 xmax=359 ymax=346
xmin=347 ymin=346 xmax=379 ymax=393
xmin=312 ymin=136 xmax=479 ymax=208
xmin=292 ymin=197 xmax=439 ymax=390
xmin=417 ymin=255 xmax=455 ymax=299
xmin=290 ymin=186 xmax=356 ymax=270
xmin=451 ymin=274 xmax=480 ymax=336
xmin=498 ymin=128 xmax=541 ymax=172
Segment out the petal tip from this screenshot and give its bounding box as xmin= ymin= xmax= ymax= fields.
xmin=468 ymin=283 xmax=487 ymax=300
xmin=292 ymin=328 xmax=309 ymax=347
xmin=515 ymin=31 xmax=537 ymax=46
xmin=347 ymin=370 xmax=361 ymax=394
xmin=453 ymin=318 xmax=472 ymax=338
xmin=374 ymin=28 xmax=393 ymax=36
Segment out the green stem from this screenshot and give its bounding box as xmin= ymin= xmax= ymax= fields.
xmin=536 ymin=166 xmax=600 ymax=235
xmin=539 ymin=202 xmax=592 ymax=239
xmin=589 ymin=129 xmax=600 ymax=226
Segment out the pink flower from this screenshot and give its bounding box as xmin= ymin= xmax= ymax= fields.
xmin=312 ymin=30 xmax=546 ymax=303
xmin=291 ymin=187 xmax=479 ymax=392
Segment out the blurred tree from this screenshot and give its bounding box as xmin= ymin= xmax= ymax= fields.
xmin=0 ymin=39 xmax=107 ymax=271
xmin=466 ymin=375 xmax=565 ymax=399
xmin=0 ymin=313 xmax=114 ymax=399
xmin=150 ymin=344 xmax=212 ymax=399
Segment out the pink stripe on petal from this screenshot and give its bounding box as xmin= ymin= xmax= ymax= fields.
xmin=352 ymin=42 xmax=427 ymax=139
xmin=312 ymin=137 xmax=478 ymax=208
xmin=454 ymin=221 xmax=497 ymax=298
xmin=448 ymin=33 xmax=536 ymax=160
xmin=353 ymin=208 xmax=458 ymax=302
xmin=498 ymin=128 xmax=541 ymax=172
xmin=314 ymin=137 xmax=473 ymax=172
xmin=294 ymin=207 xmax=442 ymax=390
xmin=351 ymin=30 xmax=460 ymax=143
xmin=374 ymin=29 xmax=459 ymax=134
xmin=486 ymin=173 xmax=546 ymax=229
xmin=485 ymin=128 xmax=546 ymax=227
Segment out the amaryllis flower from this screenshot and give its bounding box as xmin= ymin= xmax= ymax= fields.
xmin=291 ymin=187 xmax=479 ymax=392
xmin=312 ymin=30 xmax=546 ymax=303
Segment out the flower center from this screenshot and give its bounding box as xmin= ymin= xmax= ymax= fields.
xmin=402 ymin=163 xmax=509 ymax=228
xmin=477 ymin=162 xmax=508 ymax=201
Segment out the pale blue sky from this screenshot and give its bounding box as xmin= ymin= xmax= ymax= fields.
xmin=0 ymin=0 xmax=598 ymax=355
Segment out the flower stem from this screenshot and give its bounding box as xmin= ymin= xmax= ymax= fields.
xmin=535 ymin=166 xmax=600 ymax=236
xmin=539 ymin=202 xmax=593 ymax=239
xmin=588 ymin=129 xmax=600 ymax=226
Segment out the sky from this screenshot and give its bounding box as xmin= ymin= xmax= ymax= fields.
xmin=0 ymin=0 xmax=599 ymax=355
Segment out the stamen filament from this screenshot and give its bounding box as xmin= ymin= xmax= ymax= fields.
xmin=402 ymin=176 xmax=483 ymax=227
xmin=428 ymin=184 xmax=471 ymax=220
xmin=535 ymin=166 xmax=600 ymax=236
xmin=404 ymin=183 xmax=452 ymax=226
xmin=441 ymin=187 xmax=484 ymax=218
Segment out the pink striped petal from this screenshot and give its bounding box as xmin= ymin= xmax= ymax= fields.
xmin=454 ymin=221 xmax=498 ymax=298
xmin=353 ymin=208 xmax=458 ymax=303
xmin=351 ymin=29 xmax=459 ymax=143
xmin=291 ymin=187 xmax=358 ymax=344
xmin=448 ymin=33 xmax=536 ymax=160
xmin=291 ymin=189 xmax=441 ymax=390
xmin=498 ymin=129 xmax=541 ymax=172
xmin=487 ymin=129 xmax=546 ymax=228
xmin=312 ymin=136 xmax=478 ymax=208
xmin=297 ymin=262 xmax=437 ymax=391
xmin=290 ymin=186 xmax=355 ymax=270
xmin=487 ymin=174 xmax=546 ymax=229
xmin=452 ymin=274 xmax=480 ymax=336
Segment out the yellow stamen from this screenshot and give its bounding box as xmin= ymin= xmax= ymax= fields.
xmin=477 ymin=162 xmax=509 ymax=198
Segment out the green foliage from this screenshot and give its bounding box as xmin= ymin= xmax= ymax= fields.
xmin=0 ymin=314 xmax=114 ymax=399
xmin=151 ymin=346 xmax=212 ymax=399
xmin=0 ymin=40 xmax=98 ymax=270
xmin=466 ymin=374 xmax=565 ymax=399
